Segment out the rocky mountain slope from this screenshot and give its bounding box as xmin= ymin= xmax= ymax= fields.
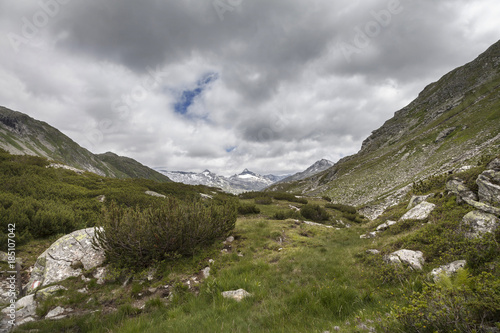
xmin=277 ymin=159 xmax=334 ymax=183
xmin=269 ymin=40 xmax=500 ymax=218
xmin=156 ymin=168 xmax=287 ymax=194
xmin=0 ymin=107 xmax=170 ymax=182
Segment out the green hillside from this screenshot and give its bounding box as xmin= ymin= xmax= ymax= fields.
xmin=269 ymin=40 xmax=500 ymax=218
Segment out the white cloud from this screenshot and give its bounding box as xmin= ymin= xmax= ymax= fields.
xmin=0 ymin=0 xmax=499 ymax=176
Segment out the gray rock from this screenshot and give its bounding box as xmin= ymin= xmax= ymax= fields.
xmin=430 ymin=260 xmax=466 ymax=280
xmin=27 ymin=228 xmax=105 ymax=294
xmin=221 ymin=289 xmax=252 ymax=302
xmin=446 ymin=179 xmax=478 ymax=202
xmin=360 ymin=231 xmax=378 ymax=239
xmin=93 ymin=266 xmax=107 ymax=284
xmin=435 ymin=127 xmax=457 ymax=143
xmin=45 ymin=306 xmax=66 ymax=319
xmin=376 ymin=220 xmax=397 ymax=231
xmin=303 ymin=221 xmax=334 ymax=228
xmin=463 ymin=199 xmax=500 ymax=216
xmin=202 ymin=267 xmax=211 ymax=279
xmin=400 ymin=201 xmax=436 ymax=221
xmin=36 ymin=285 xmax=67 ymax=301
xmin=1 ymin=294 xmax=37 ymax=328
xmin=462 ymin=211 xmax=499 ymax=238
xmin=487 ymin=158 xmax=500 ymax=171
xmin=385 ymin=249 xmax=425 ymax=270
xmin=366 ymin=249 xmax=380 ymax=255
xmin=477 ymin=170 xmax=500 ymax=205
xmin=407 ymin=194 xmax=435 ymax=209
xmin=225 ymin=236 xmax=235 ymax=243
xmin=145 ymin=190 xmax=166 ymax=198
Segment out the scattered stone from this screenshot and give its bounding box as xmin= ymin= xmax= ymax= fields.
xmin=400 ymin=201 xmax=436 ymax=221
xmin=27 ymin=228 xmax=105 ymax=294
xmin=360 ymin=231 xmax=378 ymax=239
xmin=200 ymin=193 xmax=213 ymax=199
xmin=385 ymin=249 xmax=425 ymax=270
xmin=221 ymin=249 xmax=228 ymax=254
xmin=147 ymin=267 xmax=157 ymax=281
xmin=225 ymin=236 xmax=235 ymax=243
xmin=208 ymin=259 xmax=215 ymax=264
xmin=376 ymin=220 xmax=397 ymax=231
xmin=462 ymin=210 xmax=499 ymax=238
xmin=77 ymin=288 xmax=88 ymax=294
xmin=407 ymin=194 xmax=435 ymax=209
xmin=430 ymin=260 xmax=466 ymax=280
xmin=202 ymin=267 xmax=211 ymax=279
xmin=93 ymin=266 xmax=107 ymax=284
xmin=435 ymin=127 xmax=457 ymax=143
xmin=366 ymin=249 xmax=380 ymax=255
xmin=454 ymin=165 xmax=473 ymax=173
xmin=97 ymin=195 xmax=106 ymax=203
xmin=237 ymin=252 xmax=244 ymax=257
xmin=289 ymin=205 xmax=300 ymax=211
xmin=2 ymin=294 xmax=37 ymax=326
xmin=221 ymin=289 xmax=252 ymax=302
xmin=47 ymin=163 xmax=84 ymax=174
xmin=144 ymin=190 xmax=166 ymax=198
xmin=477 ymin=170 xmax=500 ymax=205
xmin=148 ymin=287 xmax=158 ymax=294
xmin=45 ymin=306 xmax=66 ymax=319
xmin=81 ymin=276 xmax=91 ymax=283
xmin=303 ymin=221 xmax=334 ymax=228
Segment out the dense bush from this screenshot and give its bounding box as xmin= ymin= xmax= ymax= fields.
xmin=271 ymin=192 xmax=308 ymax=204
xmin=95 ymin=198 xmax=237 ymax=268
xmin=238 ymin=203 xmax=261 ymax=215
xmin=322 ymin=196 xmax=332 ymax=202
xmin=300 ymin=204 xmax=330 ymax=222
xmin=254 ymin=196 xmax=272 ymax=205
xmin=325 ymin=203 xmax=357 ymax=214
xmin=325 ymin=203 xmax=365 ymax=223
xmin=272 ymin=210 xmax=301 ymax=220
xmin=384 ymin=270 xmax=500 ymax=332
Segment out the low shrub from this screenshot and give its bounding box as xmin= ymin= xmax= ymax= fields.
xmin=94 ymin=198 xmax=237 ymax=269
xmin=300 ymin=204 xmax=330 ymax=222
xmin=272 ymin=210 xmax=301 ymax=220
xmin=270 ymin=192 xmax=308 ymax=204
xmin=383 ymin=270 xmax=500 ymax=332
xmin=238 ymin=204 xmax=260 ymax=215
xmin=254 ymin=196 xmax=272 ymax=205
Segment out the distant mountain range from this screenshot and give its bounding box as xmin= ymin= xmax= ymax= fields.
xmin=156 ymin=160 xmax=333 ymax=194
xmin=155 ymin=168 xmax=288 ymax=194
xmin=0 ymin=106 xmax=171 ymax=182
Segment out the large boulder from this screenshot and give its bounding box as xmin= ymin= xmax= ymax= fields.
xmin=462 ymin=211 xmax=499 ymax=238
xmin=400 ymin=202 xmax=436 ymax=221
xmin=477 ymin=170 xmax=500 ymax=206
xmin=384 ymin=249 xmax=425 ymax=270
xmin=446 ymin=178 xmax=478 ymax=203
xmin=27 ymin=228 xmax=105 ymax=294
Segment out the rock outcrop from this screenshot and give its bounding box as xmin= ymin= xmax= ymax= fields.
xmin=27 ymin=228 xmax=105 ymax=294
xmin=477 ymin=170 xmax=500 ymax=205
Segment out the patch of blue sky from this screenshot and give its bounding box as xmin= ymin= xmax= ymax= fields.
xmin=173 ymin=72 xmax=219 ymax=116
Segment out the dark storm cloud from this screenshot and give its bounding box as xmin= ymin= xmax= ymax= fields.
xmin=0 ymin=0 xmax=499 ymax=175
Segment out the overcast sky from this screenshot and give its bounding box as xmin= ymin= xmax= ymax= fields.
xmin=1 ymin=0 xmax=499 ymax=175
